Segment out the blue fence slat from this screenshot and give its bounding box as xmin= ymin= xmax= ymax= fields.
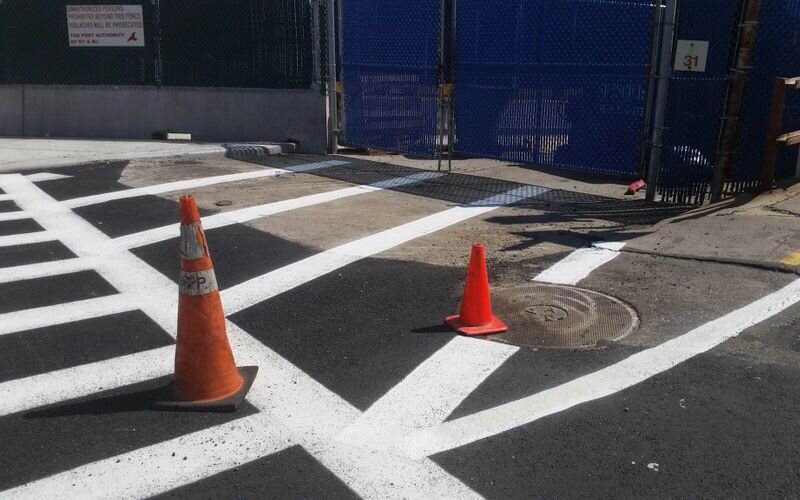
xmin=341 ymin=0 xmax=440 ymax=156
xmin=453 ymin=0 xmax=654 ymax=176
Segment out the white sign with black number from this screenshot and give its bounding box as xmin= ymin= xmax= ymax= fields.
xmin=674 ymin=40 xmax=709 ymax=72
xmin=66 ymin=5 xmax=145 ymax=47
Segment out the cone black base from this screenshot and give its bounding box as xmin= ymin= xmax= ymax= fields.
xmin=445 ymin=314 xmax=508 ymax=336
xmin=153 ymin=366 xmax=259 ymax=413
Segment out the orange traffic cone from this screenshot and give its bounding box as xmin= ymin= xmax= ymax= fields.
xmin=154 ymin=195 xmax=257 ymax=412
xmin=445 ymin=243 xmax=508 ymax=336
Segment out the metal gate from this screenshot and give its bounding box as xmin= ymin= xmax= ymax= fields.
xmin=340 ymin=0 xmax=441 ymax=156
xmin=339 ymin=0 xmax=800 ymax=203
xmin=452 ymin=0 xmax=655 ymax=176
xmin=656 ymin=0 xmax=743 ymax=204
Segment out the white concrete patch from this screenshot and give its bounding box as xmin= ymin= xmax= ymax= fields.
xmin=0 ymin=231 xmax=56 ymax=248
xmin=0 ymin=211 xmax=30 ymax=222
xmin=0 ymin=258 xmax=99 ymax=284
xmin=222 ymin=185 xmax=550 ymax=314
xmin=534 ymin=242 xmax=626 ymax=285
xmin=25 ymin=173 xmax=73 ymax=182
xmin=61 ymin=160 xmax=349 ymax=209
xmin=0 ymin=295 xmax=136 ymax=336
xmin=401 ymin=277 xmax=800 ymax=458
xmin=3 ymin=413 xmax=292 ymax=500
xmin=338 ymin=336 xmax=519 ymax=452
xmin=111 ymin=171 xmax=445 ymax=251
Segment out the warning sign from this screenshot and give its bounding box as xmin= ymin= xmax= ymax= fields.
xmin=66 ymin=5 xmax=145 ymax=47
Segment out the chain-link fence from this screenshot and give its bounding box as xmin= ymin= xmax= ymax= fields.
xmin=657 ymin=0 xmax=743 ymax=204
xmin=340 ymin=0 xmax=441 ymax=156
xmin=0 ymin=0 xmax=316 ymax=89
xmin=734 ymin=0 xmax=800 ymax=187
xmin=452 ymin=0 xmax=655 ymax=176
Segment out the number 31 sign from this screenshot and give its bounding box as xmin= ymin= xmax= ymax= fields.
xmin=674 ymin=40 xmax=710 ymax=73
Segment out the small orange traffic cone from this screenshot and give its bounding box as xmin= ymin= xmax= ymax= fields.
xmin=445 ymin=243 xmax=508 ymax=336
xmin=154 ymin=195 xmax=257 ymax=412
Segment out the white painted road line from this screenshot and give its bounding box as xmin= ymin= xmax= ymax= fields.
xmin=0 ymin=346 xmax=174 ymax=417
xmin=0 ymin=174 xmax=500 ymax=497
xmin=0 ymin=194 xmax=13 ymax=202
xmin=4 ymin=413 xmax=292 ymax=500
xmin=401 ymin=276 xmax=800 ymax=459
xmin=62 ymin=169 xmax=285 ymax=209
xmin=534 ymin=241 xmax=626 ymax=285
xmin=222 ymin=185 xmax=551 ymax=314
xmin=61 ymin=160 xmax=349 ymax=209
xmin=0 ymin=231 xmax=56 ymax=248
xmin=0 ymin=175 xmax=181 ymax=337
xmin=0 ymin=211 xmax=30 ymax=222
xmin=338 ymin=336 xmax=519 ymax=452
xmin=111 ymin=171 xmax=446 ymax=251
xmin=24 ymin=172 xmax=73 ymax=182
xmin=0 ymin=258 xmax=99 ymax=285
xmin=0 ymin=294 xmax=136 ymax=336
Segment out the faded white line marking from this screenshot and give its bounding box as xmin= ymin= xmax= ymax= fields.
xmin=0 ymin=295 xmax=136 ymax=336
xmin=0 ymin=211 xmax=30 ymax=222
xmin=0 ymin=194 xmax=13 ymax=202
xmin=0 ymin=231 xmax=56 ymax=248
xmin=402 ymin=277 xmax=800 ymax=458
xmin=534 ymin=242 xmax=626 ymax=285
xmin=222 ymin=185 xmax=550 ymax=314
xmin=338 ymin=336 xmax=519 ymax=452
xmin=4 ymin=413 xmax=291 ymax=500
xmin=0 ymin=258 xmax=99 ymax=284
xmin=62 ymin=160 xmax=348 ymax=209
xmin=111 ymin=171 xmax=445 ymax=251
xmin=25 ymin=173 xmax=73 ymax=182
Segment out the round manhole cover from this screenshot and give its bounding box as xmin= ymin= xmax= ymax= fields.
xmin=488 ymin=284 xmax=638 ymax=349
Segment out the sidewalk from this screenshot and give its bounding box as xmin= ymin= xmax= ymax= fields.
xmin=0 ymin=138 xmax=292 ymax=172
xmin=608 ymin=184 xmax=800 ymax=272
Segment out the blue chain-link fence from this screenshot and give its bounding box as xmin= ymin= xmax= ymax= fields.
xmin=340 ymin=0 xmax=441 ymax=156
xmin=735 ymin=0 xmax=800 ymax=187
xmin=657 ymin=0 xmax=742 ymax=204
xmin=452 ymin=0 xmax=654 ymax=176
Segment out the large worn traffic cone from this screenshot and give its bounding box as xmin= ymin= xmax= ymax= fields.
xmin=154 ymin=195 xmax=257 ymax=412
xmin=445 ymin=243 xmax=508 ymax=336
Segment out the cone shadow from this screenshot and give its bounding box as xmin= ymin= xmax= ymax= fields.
xmin=24 ymin=377 xmax=171 ymax=418
xmin=411 ymin=324 xmax=454 ymax=335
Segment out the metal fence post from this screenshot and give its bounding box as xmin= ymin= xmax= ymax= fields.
xmin=311 ymin=0 xmax=321 ymax=88
xmin=645 ymin=0 xmax=679 ymax=202
xmin=710 ymin=0 xmax=763 ymax=202
xmin=326 ymin=0 xmax=338 ymax=154
xmin=639 ymin=3 xmax=665 ymax=175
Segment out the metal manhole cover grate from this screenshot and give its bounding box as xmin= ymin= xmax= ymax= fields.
xmin=488 ymin=284 xmax=639 ymax=349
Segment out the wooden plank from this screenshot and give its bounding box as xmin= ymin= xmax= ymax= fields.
xmin=777 ymin=130 xmax=800 ymax=147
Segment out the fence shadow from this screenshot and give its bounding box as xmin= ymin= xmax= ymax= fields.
xmin=243 ymin=154 xmax=692 ymax=242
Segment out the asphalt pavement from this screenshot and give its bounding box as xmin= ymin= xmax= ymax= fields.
xmin=0 ymin=153 xmax=798 ymax=499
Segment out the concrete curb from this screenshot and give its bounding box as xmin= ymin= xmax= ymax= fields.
xmin=0 ymin=141 xmax=296 ymax=172
xmin=619 ymin=246 xmax=800 ymax=276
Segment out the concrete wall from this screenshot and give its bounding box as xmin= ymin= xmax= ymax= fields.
xmin=0 ymin=86 xmax=24 ymax=136
xmin=0 ymin=85 xmax=328 ymax=153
